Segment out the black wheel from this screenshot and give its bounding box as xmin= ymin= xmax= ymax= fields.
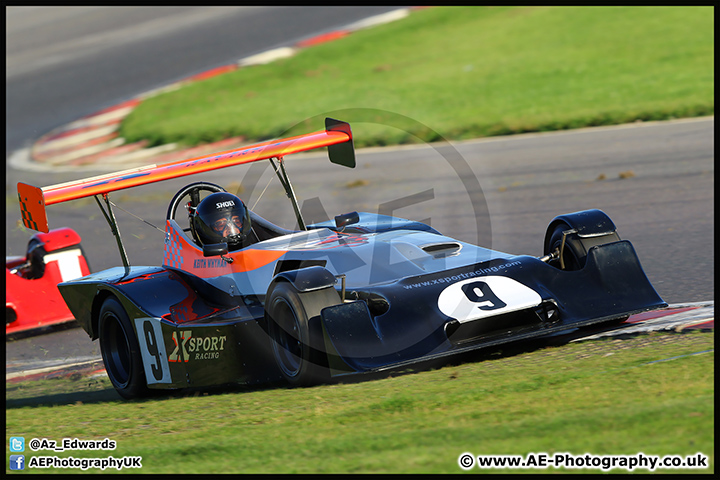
xmin=265 ymin=282 xmax=340 ymax=386
xmin=545 ymin=222 xmax=584 ymax=270
xmin=98 ymin=297 xmax=150 ymax=399
xmin=26 ymin=237 xmax=46 ymax=279
xmin=545 ymin=222 xmax=620 ymax=271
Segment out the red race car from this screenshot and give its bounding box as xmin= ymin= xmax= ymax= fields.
xmin=6 ymin=227 xmax=91 ymax=335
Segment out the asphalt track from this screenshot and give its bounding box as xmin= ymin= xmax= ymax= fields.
xmin=5 ymin=7 xmax=714 ymax=378
xmin=6 ymin=6 xmax=403 ymax=155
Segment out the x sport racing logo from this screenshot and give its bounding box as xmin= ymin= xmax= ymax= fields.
xmin=134 ymin=318 xmax=229 ymax=386
xmin=169 ymin=330 xmax=227 ymax=362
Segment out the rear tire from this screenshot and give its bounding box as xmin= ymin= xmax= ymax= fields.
xmin=265 ymin=282 xmax=339 ymax=386
xmin=98 ymin=297 xmax=150 ymax=399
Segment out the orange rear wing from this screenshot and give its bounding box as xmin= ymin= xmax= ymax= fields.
xmin=18 ymin=118 xmax=354 ymax=233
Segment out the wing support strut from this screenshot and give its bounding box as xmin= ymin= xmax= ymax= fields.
xmin=94 ymin=193 xmax=130 ymax=271
xmin=270 ymin=156 xmax=306 ymax=231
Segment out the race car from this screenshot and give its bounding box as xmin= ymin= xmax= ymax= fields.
xmin=17 ymin=118 xmax=666 ymax=399
xmin=6 ymin=227 xmax=91 ymax=336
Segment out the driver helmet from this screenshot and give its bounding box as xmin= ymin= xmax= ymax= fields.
xmin=191 ymin=192 xmax=251 ymax=251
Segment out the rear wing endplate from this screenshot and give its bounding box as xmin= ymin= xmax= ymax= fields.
xmin=18 ymin=118 xmax=354 ymax=233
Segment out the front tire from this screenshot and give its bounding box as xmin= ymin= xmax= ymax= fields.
xmin=544 ymin=222 xmax=620 ymax=271
xmin=545 ymin=222 xmax=584 ymax=270
xmin=98 ymin=297 xmax=150 ymax=399
xmin=265 ymin=282 xmax=339 ymax=387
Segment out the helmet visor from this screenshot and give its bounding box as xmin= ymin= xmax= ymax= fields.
xmin=211 ymin=215 xmax=243 ymax=237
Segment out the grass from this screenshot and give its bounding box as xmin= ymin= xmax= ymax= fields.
xmin=6 ymin=331 xmax=714 ymax=473
xmin=119 ymin=6 xmax=714 ymax=149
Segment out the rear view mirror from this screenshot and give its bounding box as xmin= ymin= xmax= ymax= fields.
xmin=203 ymin=243 xmax=228 ymax=257
xmin=335 ymin=212 xmax=360 ymax=230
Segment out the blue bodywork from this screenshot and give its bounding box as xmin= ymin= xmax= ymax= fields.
xmin=59 ymin=210 xmax=666 ymax=390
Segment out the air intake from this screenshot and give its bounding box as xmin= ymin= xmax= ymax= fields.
xmin=421 ymin=242 xmax=462 ymax=258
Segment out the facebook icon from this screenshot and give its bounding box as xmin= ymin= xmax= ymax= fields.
xmin=10 ymin=455 xmax=25 ymax=470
